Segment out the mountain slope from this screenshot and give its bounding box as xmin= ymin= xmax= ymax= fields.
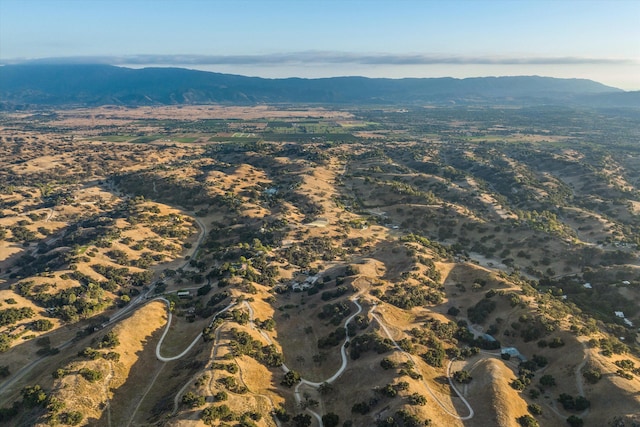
xmin=0 ymin=64 xmax=627 ymax=107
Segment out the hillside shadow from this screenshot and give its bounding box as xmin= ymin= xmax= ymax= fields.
xmin=0 ymin=181 xmax=129 ymax=290
xmin=366 ymin=240 xmax=415 ymax=282
xmin=89 ymin=323 xmax=170 ymax=426
xmin=0 ymin=310 xmax=113 ymax=399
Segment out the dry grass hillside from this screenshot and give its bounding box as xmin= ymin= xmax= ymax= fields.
xmin=462 ymin=358 xmax=528 ymax=427
xmin=0 ymin=105 xmax=639 ymax=427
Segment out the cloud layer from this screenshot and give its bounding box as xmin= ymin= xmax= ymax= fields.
xmin=3 ymin=52 xmax=635 ymax=66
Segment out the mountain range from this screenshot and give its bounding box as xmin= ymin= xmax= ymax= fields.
xmin=1 ymin=64 xmax=638 ymax=108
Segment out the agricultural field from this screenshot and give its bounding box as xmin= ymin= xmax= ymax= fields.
xmin=0 ymin=104 xmax=639 ymax=427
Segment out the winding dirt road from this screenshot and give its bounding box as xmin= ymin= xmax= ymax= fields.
xmin=154 ymin=299 xmax=235 ymax=362
xmin=370 ymin=304 xmax=475 ymax=420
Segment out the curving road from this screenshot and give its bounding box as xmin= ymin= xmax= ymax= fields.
xmin=370 ymin=305 xmax=475 ymax=420
xmin=154 ymin=299 xmax=235 ymax=362
xmin=292 ymin=298 xmax=363 ymax=387
xmin=0 ymin=203 xmax=214 ymax=413
xmin=446 ymin=359 xmax=475 ymax=419
xmin=243 ymin=297 xmax=364 ymax=427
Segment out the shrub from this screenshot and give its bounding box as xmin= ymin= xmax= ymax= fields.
xmin=281 ymin=370 xmax=301 ymax=387
xmin=63 ymin=411 xmax=84 ymax=426
xmin=532 ymin=354 xmax=548 ymax=368
xmin=78 ymin=347 xmax=100 ymax=360
xmin=510 ymin=379 xmax=526 ymax=391
xmin=182 ymin=392 xmax=206 ymax=407
xmin=213 ymin=391 xmax=228 ymax=401
xmin=516 ymin=414 xmax=539 ymax=427
xmin=582 ymin=368 xmax=601 ymax=384
xmin=322 ymin=412 xmax=340 ymax=427
xmin=293 ymin=413 xmax=312 ymax=427
xmin=539 ymin=374 xmax=556 ymax=388
xmin=447 ymin=306 xmax=460 ymax=316
xmin=380 ymin=357 xmax=397 ymax=370
xmin=616 ymin=369 xmax=633 ymax=380
xmin=528 ymin=403 xmax=543 ymax=415
xmin=0 ymin=306 xmax=35 ymax=327
xmin=103 ymin=351 xmax=120 ymax=361
xmin=98 ymin=331 xmax=120 ymax=348
xmin=408 ymin=393 xmax=427 ymax=406
xmin=201 ymin=405 xmax=233 ymax=424
xmin=351 ymin=401 xmax=370 ymax=414
xmin=566 ymin=415 xmax=584 ymax=427
xmin=0 ymin=333 xmax=12 ymax=353
xmin=21 ymin=384 xmax=47 ymax=407
xmin=614 ymin=359 xmax=635 ymax=370
xmin=52 ymin=368 xmax=67 ymax=379
xmin=548 ymin=337 xmax=565 ymax=348
xmin=467 ymin=299 xmax=496 ymax=324
xmin=453 ymin=370 xmax=473 ymax=384
xmin=574 ymin=396 xmax=590 ymax=411
xmin=79 ymin=368 xmax=103 ymax=383
xmin=274 ymin=406 xmax=290 ymax=422
xmin=31 ymin=319 xmax=54 ymax=331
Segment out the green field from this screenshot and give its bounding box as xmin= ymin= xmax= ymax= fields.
xmin=130 ymin=135 xmax=162 ymax=143
xmin=93 ymin=135 xmax=134 ymax=142
xmin=208 ymin=136 xmax=262 ymax=143
xmin=171 ymin=137 xmax=198 ymax=143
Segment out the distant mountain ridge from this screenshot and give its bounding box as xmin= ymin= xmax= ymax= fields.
xmin=0 ymin=64 xmax=636 ymax=108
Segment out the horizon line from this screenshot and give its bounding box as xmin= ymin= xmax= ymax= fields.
xmin=1 ymin=52 xmax=636 ymax=67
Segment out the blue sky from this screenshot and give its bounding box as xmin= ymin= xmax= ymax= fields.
xmin=1 ymin=0 xmax=639 ymax=89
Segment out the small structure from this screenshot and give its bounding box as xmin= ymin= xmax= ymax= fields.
xmin=291 ymin=282 xmax=312 ymax=291
xmin=483 ymin=334 xmax=497 ymax=342
xmin=305 ymin=275 xmax=320 ymax=285
xmin=501 ymin=347 xmax=527 ymax=362
xmin=624 ymin=318 xmax=634 ymax=327
xmin=622 ymin=280 xmax=631 ymax=285
xmin=583 ymin=283 xmax=592 ymax=289
xmin=291 ymin=275 xmax=320 ymax=292
xmin=177 ymin=290 xmax=191 ymax=299
xmin=615 ymin=311 xmax=625 ymax=318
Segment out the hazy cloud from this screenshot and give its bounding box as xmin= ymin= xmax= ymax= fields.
xmin=2 ymin=52 xmax=635 ymax=66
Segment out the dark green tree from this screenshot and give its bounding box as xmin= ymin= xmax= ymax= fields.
xmin=322 ymin=412 xmax=340 ymax=427
xmin=281 ymin=370 xmax=301 ymax=387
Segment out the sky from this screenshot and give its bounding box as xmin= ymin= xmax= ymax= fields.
xmin=1 ymin=0 xmax=639 ymax=90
